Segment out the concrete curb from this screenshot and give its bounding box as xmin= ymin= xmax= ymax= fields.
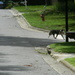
xmin=61 ymin=60 xmax=75 ymax=72
xmin=11 ymin=8 xmax=49 ymax=32
xmin=21 ymin=13 xmax=49 ymax=32
xmin=46 ymin=45 xmax=75 ymax=73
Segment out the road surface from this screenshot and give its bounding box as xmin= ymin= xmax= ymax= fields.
xmin=0 ymin=9 xmax=74 ymax=75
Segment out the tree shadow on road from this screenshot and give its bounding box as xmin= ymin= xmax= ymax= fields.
xmin=0 ymin=36 xmax=63 ymax=47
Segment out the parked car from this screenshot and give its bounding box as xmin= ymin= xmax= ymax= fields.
xmin=0 ymin=1 xmax=4 ymax=9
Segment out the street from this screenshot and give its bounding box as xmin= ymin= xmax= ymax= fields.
xmin=0 ymin=9 xmax=74 ymax=75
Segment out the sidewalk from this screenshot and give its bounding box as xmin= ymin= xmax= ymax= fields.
xmin=35 ymin=47 xmax=75 ymax=75
xmin=47 ymin=45 xmax=75 ymax=73
xmin=11 ymin=8 xmax=75 ymax=73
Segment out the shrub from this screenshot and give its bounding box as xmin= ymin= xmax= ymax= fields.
xmin=5 ymin=3 xmax=13 ymax=9
xmin=56 ymin=1 xmax=75 ymax=12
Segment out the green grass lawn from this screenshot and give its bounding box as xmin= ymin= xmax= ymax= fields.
xmin=65 ymin=57 xmax=75 ymax=66
xmin=14 ymin=5 xmax=52 ymax=12
xmin=50 ymin=42 xmax=75 ymax=53
xmin=50 ymin=42 xmax=75 ymax=66
xmin=23 ymin=13 xmax=66 ymax=30
xmin=14 ymin=5 xmax=75 ymax=31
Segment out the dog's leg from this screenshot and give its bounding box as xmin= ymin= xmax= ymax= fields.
xmin=48 ymin=35 xmax=50 ymax=38
xmin=61 ymin=34 xmax=64 ymax=39
xmin=48 ymin=32 xmax=51 ymax=38
xmin=53 ymin=34 xmax=58 ymax=39
xmin=48 ymin=34 xmax=51 ymax=38
xmin=53 ymin=34 xmax=56 ymax=39
xmin=55 ymin=34 xmax=58 ymax=39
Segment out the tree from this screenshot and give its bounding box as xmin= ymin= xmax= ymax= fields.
xmin=12 ymin=0 xmax=22 ymax=2
xmin=26 ymin=0 xmax=51 ymax=5
xmin=58 ymin=0 xmax=74 ymax=2
xmin=3 ymin=0 xmax=14 ymax=8
xmin=56 ymin=0 xmax=75 ymax=12
xmin=4 ymin=0 xmax=9 ymax=8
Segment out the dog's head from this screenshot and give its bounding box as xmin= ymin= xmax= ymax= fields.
xmin=60 ymin=29 xmax=65 ymax=34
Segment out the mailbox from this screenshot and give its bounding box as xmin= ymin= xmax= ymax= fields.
xmin=66 ymin=32 xmax=75 ymax=39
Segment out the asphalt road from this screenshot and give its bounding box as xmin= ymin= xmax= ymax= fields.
xmin=0 ymin=9 xmax=74 ymax=75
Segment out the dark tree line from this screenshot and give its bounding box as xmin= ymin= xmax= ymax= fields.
xmin=27 ymin=0 xmax=51 ymax=5
xmin=58 ymin=0 xmax=74 ymax=2
xmin=3 ymin=0 xmax=75 ymax=6
xmin=56 ymin=0 xmax=75 ymax=12
xmin=1 ymin=0 xmax=74 ymax=9
xmin=12 ymin=0 xmax=51 ymax=5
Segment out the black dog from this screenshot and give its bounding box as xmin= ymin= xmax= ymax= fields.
xmin=48 ymin=29 xmax=65 ymax=39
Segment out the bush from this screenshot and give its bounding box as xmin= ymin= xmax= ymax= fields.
xmin=56 ymin=2 xmax=65 ymax=12
xmin=56 ymin=1 xmax=75 ymax=12
xmin=68 ymin=2 xmax=75 ymax=12
xmin=5 ymin=3 xmax=13 ymax=9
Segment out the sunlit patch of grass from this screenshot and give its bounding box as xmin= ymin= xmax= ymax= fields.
xmin=14 ymin=5 xmax=75 ymax=31
xmin=65 ymin=57 xmax=75 ymax=66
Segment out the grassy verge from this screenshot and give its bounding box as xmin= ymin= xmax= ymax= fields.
xmin=14 ymin=5 xmax=75 ymax=31
xmin=23 ymin=13 xmax=66 ymax=30
xmin=50 ymin=42 xmax=75 ymax=53
xmin=65 ymin=57 xmax=75 ymax=66
xmin=50 ymin=42 xmax=75 ymax=66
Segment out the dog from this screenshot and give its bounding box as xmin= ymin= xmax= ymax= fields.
xmin=48 ymin=29 xmax=65 ymax=39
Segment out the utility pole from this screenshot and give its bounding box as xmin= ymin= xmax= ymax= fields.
xmin=65 ymin=0 xmax=69 ymax=42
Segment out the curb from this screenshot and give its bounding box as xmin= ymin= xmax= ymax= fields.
xmin=46 ymin=45 xmax=75 ymax=73
xmin=61 ymin=60 xmax=75 ymax=73
xmin=21 ymin=13 xmax=49 ymax=32
xmin=11 ymin=8 xmax=49 ymax=33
